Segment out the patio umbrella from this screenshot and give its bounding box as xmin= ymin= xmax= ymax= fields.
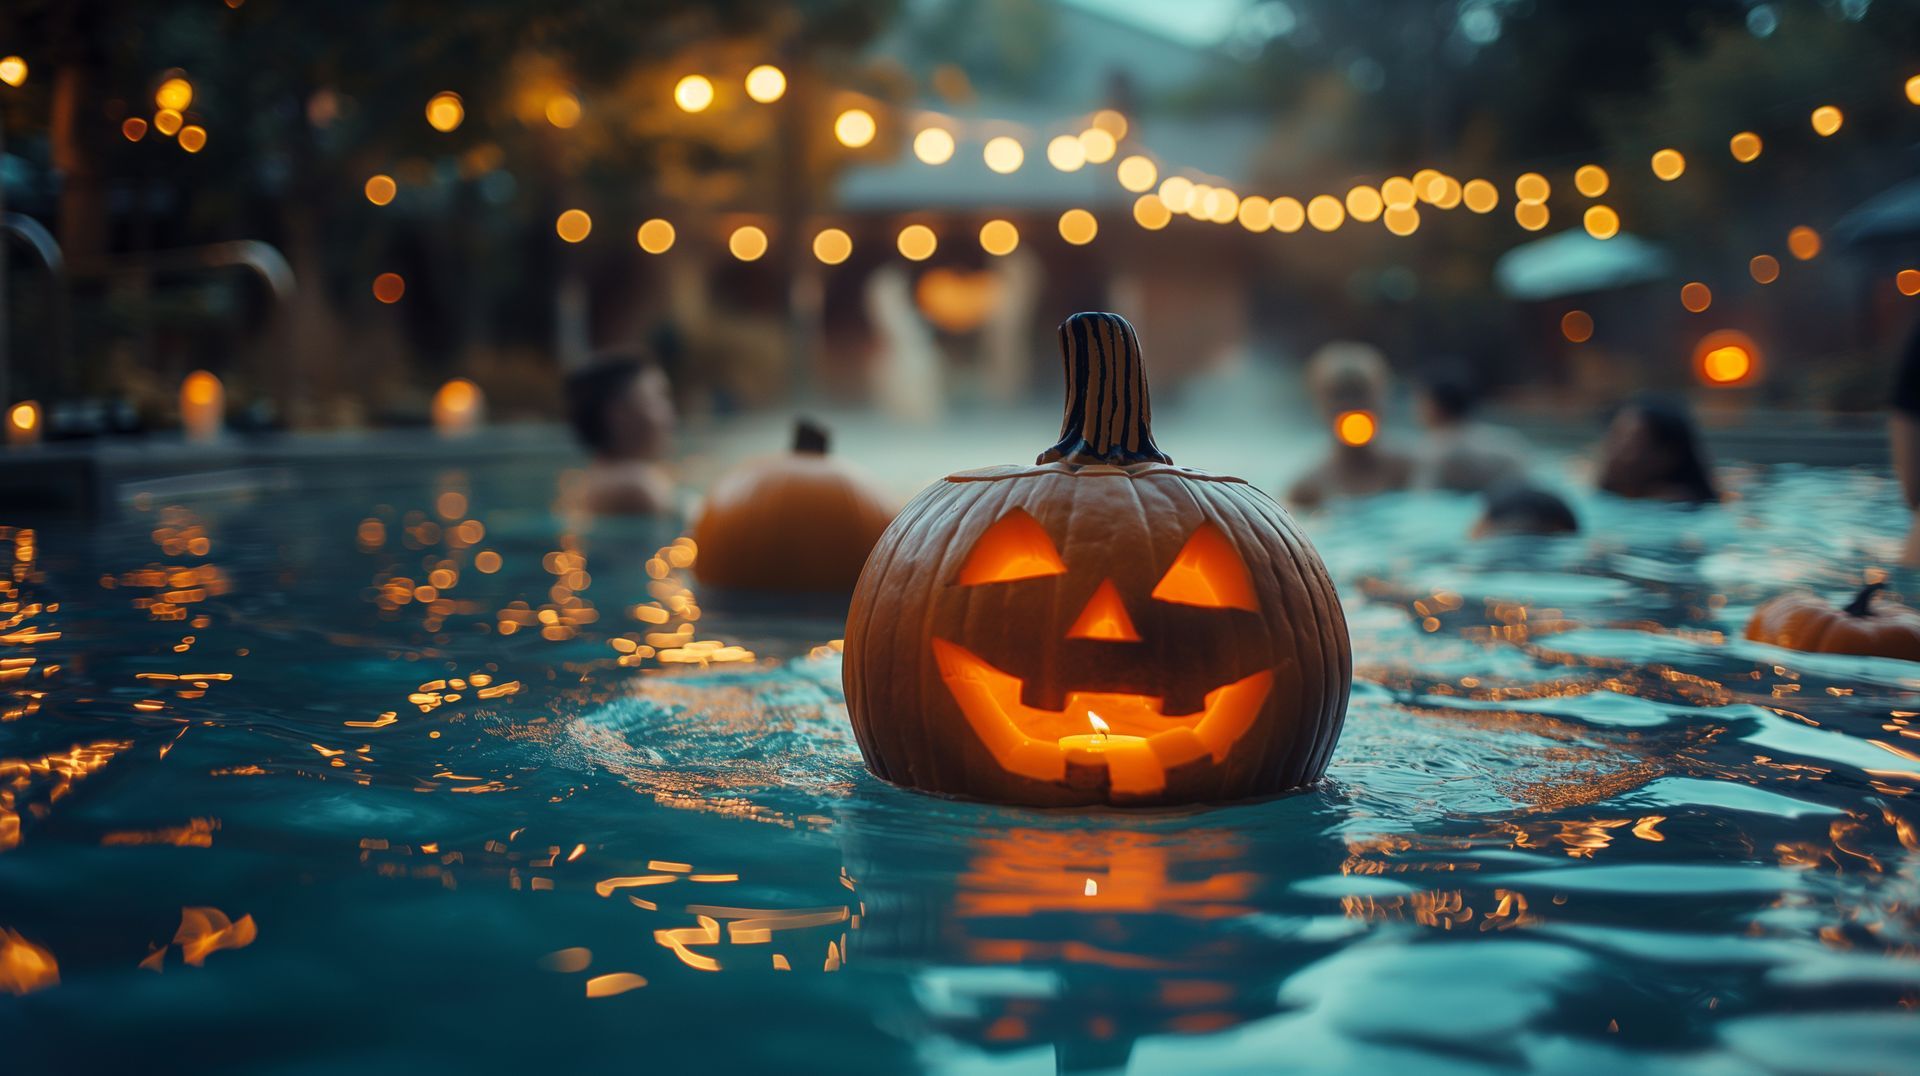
xmin=1830 ymin=175 xmax=1920 ymax=250
xmin=1493 ymin=229 xmax=1673 ymax=301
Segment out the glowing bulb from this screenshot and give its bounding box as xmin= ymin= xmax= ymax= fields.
xmin=1462 ymin=178 xmax=1498 ymax=213
xmin=835 ymin=108 xmax=876 ymax=148
xmin=426 ymin=91 xmax=464 ymax=132
xmin=979 ymin=219 xmax=1019 ymax=255
xmin=556 ymin=209 xmax=592 ymax=243
xmin=1583 ymin=205 xmax=1619 ymax=240
xmin=1730 ymin=131 xmax=1762 ymax=163
xmin=545 ymin=93 xmax=581 ymax=129
xmin=1749 ymin=254 xmax=1779 ymax=284
xmin=177 ymin=125 xmax=207 ymax=153
xmin=1270 ymin=196 xmax=1305 ymax=233
xmin=122 ymin=117 xmax=148 ymax=141
xmin=1306 ymin=195 xmax=1344 ymax=232
xmin=812 ymin=227 xmax=852 ymax=265
xmin=1047 ymin=134 xmax=1086 ymax=172
xmin=0 ymin=56 xmax=26 ymax=88
xmin=1335 ymin=410 xmax=1376 ymax=446
xmin=1810 ymin=105 xmax=1842 ymax=137
xmin=1345 ymin=185 xmax=1383 ymax=223
xmin=1574 ymin=165 xmax=1609 ymax=197
xmin=372 ymin=272 xmax=405 ymax=303
xmin=1680 ymin=282 xmax=1712 ymax=313
xmin=913 ymin=127 xmax=954 ymax=165
xmin=1514 ymin=172 xmax=1549 ymax=204
xmin=983 ymin=135 xmax=1023 ymax=174
xmin=744 ymin=65 xmax=786 ymax=104
xmin=1428 ymin=176 xmax=1462 ymax=210
xmin=1787 ymin=226 xmax=1820 ymax=261
xmin=896 ymin=224 xmax=936 ymax=261
xmin=1132 ymin=194 xmax=1171 ymax=231
xmin=1237 ymin=195 xmax=1272 ymax=233
xmin=674 ymin=75 xmax=714 ymax=113
xmin=1078 ymin=127 xmax=1116 ymax=164
xmin=637 ymin=218 xmax=675 ymax=254
xmin=364 ymin=174 xmax=397 ymax=205
xmin=729 ymin=225 xmax=768 ymax=262
xmin=1116 ymin=155 xmax=1157 ymax=193
xmin=154 ymin=109 xmax=183 ymax=136
xmin=1651 ymin=149 xmax=1685 ymax=180
xmin=1157 ymin=176 xmax=1195 ymax=213
xmin=1204 ymin=188 xmax=1239 ymax=224
xmin=1515 ymin=201 xmax=1549 ymax=231
xmin=1381 ymin=177 xmax=1416 ymax=210
xmin=1383 ymin=205 xmax=1420 ymax=236
xmin=1058 ymin=208 xmax=1097 ymax=245
xmin=1561 ymin=310 xmax=1593 ymax=343
xmin=1090 ymin=109 xmax=1127 ymax=138
xmin=1412 ymin=169 xmax=1443 ymax=203
xmin=156 ymin=77 xmax=192 ymax=111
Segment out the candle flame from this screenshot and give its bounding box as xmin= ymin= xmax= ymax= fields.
xmin=1088 ymin=711 xmax=1110 ymax=740
xmin=1083 ymin=877 xmax=1098 ymax=897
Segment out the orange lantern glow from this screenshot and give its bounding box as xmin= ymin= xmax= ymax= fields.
xmin=6 ymin=400 xmax=40 ymax=446
xmin=1334 ymin=410 xmax=1376 ymax=447
xmin=843 ymin=312 xmax=1351 ymax=806
xmin=433 ymin=378 xmax=484 ymax=436
xmin=1692 ymin=329 xmax=1761 ymax=388
xmin=180 ymin=370 xmax=224 ymax=442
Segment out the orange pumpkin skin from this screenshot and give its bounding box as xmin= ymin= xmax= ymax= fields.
xmin=1745 ymin=583 xmax=1920 ymax=662
xmin=843 ymin=313 xmax=1352 ymax=807
xmin=691 ymin=421 xmax=897 ymax=592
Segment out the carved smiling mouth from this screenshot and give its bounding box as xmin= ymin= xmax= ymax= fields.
xmin=931 ymin=638 xmax=1272 ymax=797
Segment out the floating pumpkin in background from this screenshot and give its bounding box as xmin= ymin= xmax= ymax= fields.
xmin=1744 ymin=582 xmax=1920 ymax=662
xmin=844 ymin=312 xmax=1352 ymax=806
xmin=690 ymin=419 xmax=897 ymax=593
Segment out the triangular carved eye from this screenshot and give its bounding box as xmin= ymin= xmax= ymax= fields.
xmin=958 ymin=508 xmax=1067 ymax=585
xmin=1151 ymin=522 xmax=1258 ymax=610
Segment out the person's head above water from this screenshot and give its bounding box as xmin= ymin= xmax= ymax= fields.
xmin=1473 ymin=482 xmax=1579 ymax=539
xmin=564 ymin=351 xmax=676 ymax=462
xmin=1416 ymin=363 xmax=1478 ymax=430
xmin=1306 ymin=342 xmax=1390 ymax=450
xmin=1597 ymin=394 xmax=1718 ymax=504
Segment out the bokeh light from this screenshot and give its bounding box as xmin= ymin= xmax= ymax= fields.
xmin=1561 ymin=310 xmax=1594 ymax=343
xmin=1306 ymin=195 xmax=1345 ymax=232
xmin=1583 ymin=204 xmax=1619 ymax=240
xmin=728 ymin=225 xmax=768 ymax=261
xmin=6 ymin=400 xmax=39 ymax=445
xmin=1651 ymin=148 xmax=1686 ymax=180
xmin=1078 ymin=127 xmax=1117 ymax=163
xmin=1270 ymin=196 xmax=1305 ymax=233
xmin=1345 ymin=185 xmax=1384 ymax=223
xmin=744 ymin=65 xmax=786 ymax=104
xmin=154 ymin=109 xmax=183 ymax=136
xmin=1729 ymin=131 xmax=1762 ymax=162
xmin=1749 ymin=254 xmax=1779 ymax=284
xmin=1058 ymin=208 xmax=1098 ymax=245
xmin=1810 ymin=105 xmax=1843 ymax=136
xmin=1237 ymin=195 xmax=1272 ymax=233
xmin=1090 ymin=109 xmax=1128 ymax=139
xmin=372 ymin=272 xmax=405 ymax=303
xmin=1427 ymin=175 xmax=1463 ymax=210
xmin=1515 ymin=201 xmax=1549 ymax=231
xmin=1908 ymin=74 xmax=1920 ymax=106
xmin=636 ymin=219 xmax=675 ymax=254
xmin=555 ymin=209 xmax=592 ymax=243
xmin=545 ymin=93 xmax=581 ymax=129
xmin=426 ymin=91 xmax=464 ymax=132
xmin=812 ymin=228 xmax=852 ymax=265
xmin=121 ymin=117 xmax=148 ymax=141
xmin=177 ymin=125 xmax=207 ymax=153
xmin=674 ymin=75 xmax=714 ymax=113
xmin=364 ymin=174 xmax=397 ymax=205
xmin=1787 ymin=226 xmax=1821 ymax=260
xmin=1046 ymin=134 xmax=1086 ymax=172
xmin=1381 ymin=177 xmax=1416 ymax=210
xmin=979 ymin=219 xmax=1019 ymax=255
xmin=913 ymin=127 xmax=954 ymax=165
xmin=1897 ymin=269 xmax=1920 ymax=297
xmin=1132 ymin=194 xmax=1172 ymax=230
xmin=1514 ymin=172 xmax=1549 ymax=204
xmin=1157 ymin=176 xmax=1195 ymax=213
xmin=834 ymin=108 xmax=876 ymax=148
xmin=0 ymin=56 xmax=26 ymax=88
xmin=156 ymin=76 xmax=193 ymax=111
xmin=1574 ymin=165 xmax=1608 ymax=197
xmin=1116 ymin=155 xmax=1157 ymax=192
xmin=1680 ymin=282 xmax=1712 ymax=313
xmin=1693 ymin=329 xmax=1761 ymax=387
xmin=982 ymin=135 xmax=1023 ymax=173
xmin=1462 ymin=179 xmax=1498 ymax=213
xmin=896 ymin=224 xmax=937 ymax=261
xmin=1335 ymin=410 xmax=1376 ymax=447
xmin=1383 ymin=205 xmax=1420 ymax=236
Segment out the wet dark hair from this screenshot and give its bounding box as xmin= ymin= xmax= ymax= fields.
xmin=1420 ymin=365 xmax=1477 ymax=421
xmin=1617 ymin=394 xmax=1719 ymax=503
xmin=1480 ymin=483 xmax=1578 ymax=536
xmin=1893 ymin=318 xmax=1920 ymax=418
xmin=564 ymin=352 xmax=657 ymax=454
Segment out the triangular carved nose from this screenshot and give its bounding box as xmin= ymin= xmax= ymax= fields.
xmin=1066 ymin=579 xmax=1141 ymax=642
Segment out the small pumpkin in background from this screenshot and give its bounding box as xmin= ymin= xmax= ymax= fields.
xmin=1745 ymin=582 xmax=1920 ymax=662
xmin=844 ymin=312 xmax=1352 ymax=807
xmin=690 ymin=419 xmax=897 ymax=593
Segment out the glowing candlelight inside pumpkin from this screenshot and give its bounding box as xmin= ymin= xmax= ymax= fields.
xmin=180 ymin=370 xmax=223 ymax=442
xmin=1088 ymin=711 xmax=1110 ymax=741
xmin=6 ymin=400 xmax=40 ymax=446
xmin=433 ymin=378 xmax=484 ymax=436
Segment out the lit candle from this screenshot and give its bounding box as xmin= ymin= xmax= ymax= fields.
xmin=432 ymin=378 xmax=484 ymax=437
xmin=6 ymin=400 xmax=41 ymax=446
xmin=180 ymin=371 xmax=223 ymax=442
xmin=1057 ymin=711 xmax=1167 ymax=795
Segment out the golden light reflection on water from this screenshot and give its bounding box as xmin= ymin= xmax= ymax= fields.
xmin=0 ymin=927 xmax=59 ymax=994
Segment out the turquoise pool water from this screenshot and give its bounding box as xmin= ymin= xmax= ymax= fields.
xmin=4 ymin=449 xmax=1920 ymax=1074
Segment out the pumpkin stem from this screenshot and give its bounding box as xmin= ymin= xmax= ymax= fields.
xmin=793 ymin=418 xmax=830 ymax=455
xmin=1038 ymin=312 xmax=1173 ymax=467
xmin=1843 ymin=581 xmax=1885 ymax=617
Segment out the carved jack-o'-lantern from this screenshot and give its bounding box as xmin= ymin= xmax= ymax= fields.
xmin=844 ymin=312 xmax=1351 ymax=806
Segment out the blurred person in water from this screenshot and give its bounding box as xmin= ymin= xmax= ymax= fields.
xmin=560 ymin=350 xmax=678 ymax=515
xmin=1595 ymin=394 xmax=1719 ymax=504
xmin=1891 ymin=320 xmax=1920 ymax=565
xmin=1413 ymin=365 xmax=1531 ymax=493
xmin=1471 ymin=482 xmax=1579 ymax=539
xmin=1286 ymin=341 xmax=1415 ymax=509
